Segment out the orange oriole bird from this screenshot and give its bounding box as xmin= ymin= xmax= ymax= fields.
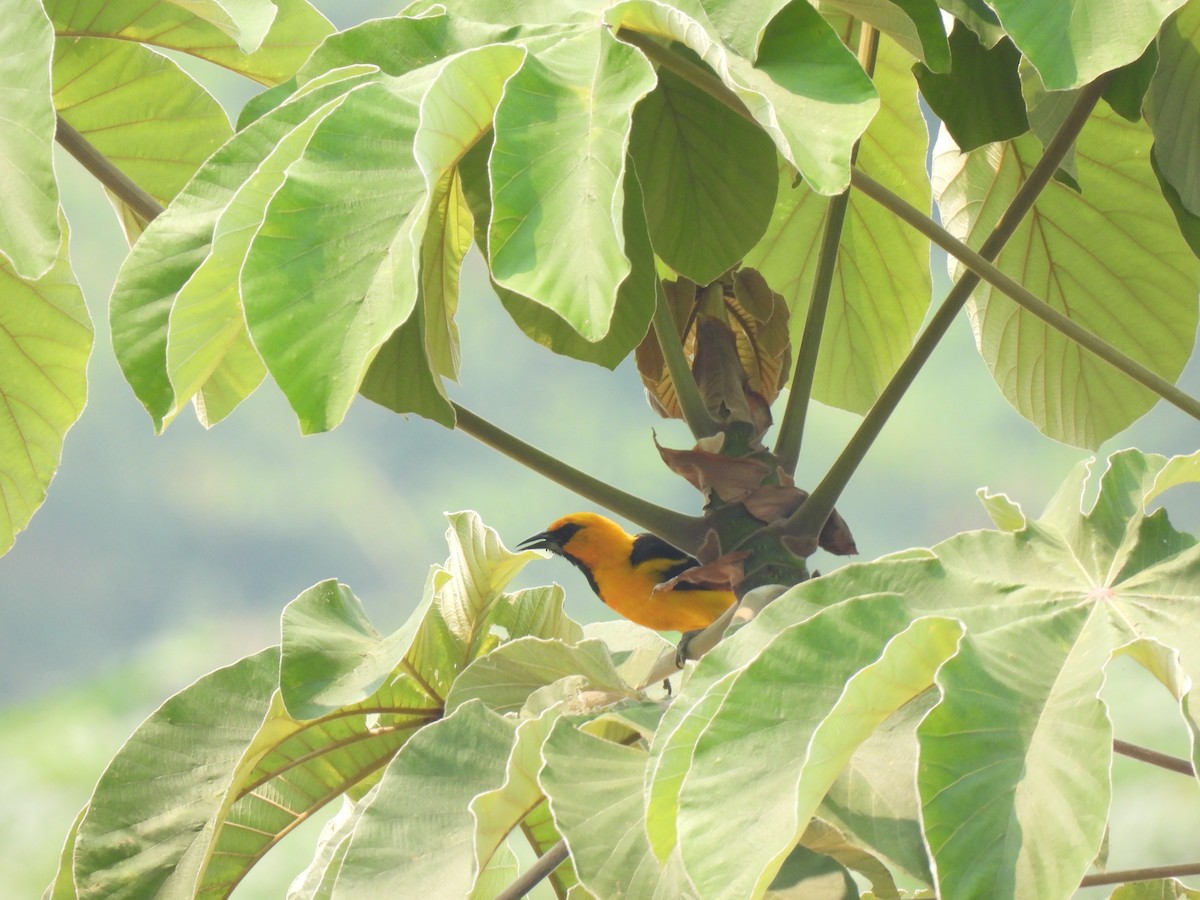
xmin=518 ymin=512 xmax=736 ymax=632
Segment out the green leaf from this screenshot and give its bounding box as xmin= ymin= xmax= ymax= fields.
xmin=1109 ymin=879 xmax=1200 ymax=899
xmin=287 ymin=794 xmax=369 ymax=900
xmin=421 ymin=169 xmax=471 ymax=381
xmin=487 ymin=27 xmax=655 ymax=342
xmin=0 ymin=215 xmax=91 ymax=557
xmin=822 ymin=0 xmax=951 ymax=72
xmin=0 ymin=0 xmax=59 ymax=278
xmin=471 ymin=707 xmax=580 ymax=896
xmin=239 ymin=79 xmax=425 ymax=433
xmin=44 ymin=806 xmax=85 ymax=900
xmin=583 ymin=618 xmax=677 ymax=688
xmin=110 ymin=72 xmax=379 ymax=429
xmin=791 ymin=818 xmax=900 ymax=899
xmin=744 ymin=37 xmax=931 ymax=414
xmin=914 ymin=23 xmax=1028 ymax=152
xmin=608 ymin=0 xmax=878 ymax=195
xmin=630 ymin=66 xmax=777 ymax=284
xmin=759 ymin=449 xmax=1200 ymax=899
xmin=1147 ymin=448 xmax=1200 ymax=504
xmin=987 ymin=0 xmax=1187 ymax=90
xmin=461 ymin=133 xmax=658 ymax=368
xmin=331 ymin=701 xmax=517 ymax=896
xmin=1103 ymin=42 xmax=1159 ymax=122
xmin=446 ymin=636 xmax=634 ymax=715
xmin=540 ymin=718 xmax=697 ymax=898
xmin=936 ymin=0 xmax=1005 ymax=48
xmin=73 ymin=648 xmax=280 ymax=898
xmin=976 ymin=487 xmax=1026 ymax=531
xmin=46 ymin=0 xmax=334 ymax=85
xmin=410 ymin=41 xmax=525 ymax=381
xmin=933 ymin=107 xmax=1200 ymax=448
xmin=358 ymin=304 xmax=456 ymax=426
xmin=1018 ymin=60 xmax=1080 ymax=185
xmin=1154 ymin=147 xmax=1200 ymax=259
xmin=918 ymin=616 xmax=1111 ymax=900
xmin=166 ymin=94 xmax=346 ymax=425
xmin=53 ymin=37 xmax=231 ymax=215
xmin=1146 ymin=2 xmax=1200 ymax=217
xmin=658 ymin=598 xmax=962 ymax=897
xmin=279 ymin=580 xmax=433 ymax=720
xmin=819 ymin=691 xmax=937 ymax=883
xmin=764 ymin=845 xmax=859 ymax=900
xmin=244 ymin=45 xmax=524 ymax=432
xmin=282 ymin=511 xmax=566 ymax=719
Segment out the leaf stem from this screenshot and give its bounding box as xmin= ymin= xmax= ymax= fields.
xmin=773 ymin=188 xmax=849 ymax=473
xmin=1113 ymin=738 xmax=1196 ymax=777
xmin=785 ymin=76 xmax=1111 ymax=540
xmin=1079 ymin=862 xmax=1200 ymax=888
xmin=55 ymin=115 xmax=164 ymax=222
xmin=653 ymin=280 xmax=721 ymax=438
xmin=851 ymin=169 xmax=1200 ymax=423
xmin=451 ymin=403 xmax=706 ymax=551
xmin=494 ymin=840 xmax=570 ymax=900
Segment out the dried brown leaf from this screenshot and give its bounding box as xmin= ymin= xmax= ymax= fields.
xmin=656 ymin=438 xmax=772 ymax=502
xmin=636 ymin=270 xmax=791 ymax=434
xmin=653 ymin=550 xmax=751 ymax=595
xmin=743 ymin=484 xmax=808 ymax=522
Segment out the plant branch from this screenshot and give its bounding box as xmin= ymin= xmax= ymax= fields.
xmin=851 ymin=169 xmax=1200 ymax=423
xmin=772 ymin=187 xmax=848 ymax=474
xmin=786 ymin=76 xmax=1111 ymax=540
xmin=1113 ymin=738 xmax=1196 ymax=777
xmin=452 ymin=403 xmax=706 ymax=551
xmin=1079 ymin=862 xmax=1200 ymax=888
xmin=653 ymin=280 xmax=721 ymax=438
xmin=494 ymin=840 xmax=571 ymax=900
xmin=55 ymin=115 xmax=165 ymax=222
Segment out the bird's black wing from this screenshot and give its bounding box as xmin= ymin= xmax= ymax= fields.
xmin=629 ymin=533 xmax=703 ymax=587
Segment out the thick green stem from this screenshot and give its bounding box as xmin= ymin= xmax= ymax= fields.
xmin=773 ymin=189 xmax=851 ymax=474
xmin=653 ymin=281 xmax=721 ymax=438
xmin=56 ymin=115 xmax=165 ymax=222
xmin=787 ymin=76 xmax=1111 ymax=540
xmin=852 ymin=169 xmax=1200 ymax=422
xmin=452 ymin=403 xmax=706 ymax=551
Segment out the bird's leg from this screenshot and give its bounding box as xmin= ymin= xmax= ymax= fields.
xmin=675 ymin=628 xmax=703 ymax=667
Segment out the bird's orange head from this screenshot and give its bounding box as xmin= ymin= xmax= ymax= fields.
xmin=517 ymin=512 xmax=632 ymax=572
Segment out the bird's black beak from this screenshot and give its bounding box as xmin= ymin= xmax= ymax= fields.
xmin=517 ymin=531 xmax=562 ymax=554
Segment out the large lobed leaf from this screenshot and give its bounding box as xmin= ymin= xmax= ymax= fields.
xmin=934 ymin=107 xmax=1200 ymax=448
xmin=986 ymin=0 xmax=1187 ymax=90
xmin=719 ymin=448 xmax=1200 ymax=899
xmin=52 ymin=37 xmax=233 ymax=240
xmin=645 ymin=593 xmax=962 ymax=897
xmin=45 ymin=0 xmax=333 ymax=85
xmin=0 ymin=0 xmax=59 ymax=279
xmin=0 ymin=216 xmax=91 ymax=557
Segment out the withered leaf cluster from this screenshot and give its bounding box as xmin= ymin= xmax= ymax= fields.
xmin=637 ymin=268 xmax=791 ymax=441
